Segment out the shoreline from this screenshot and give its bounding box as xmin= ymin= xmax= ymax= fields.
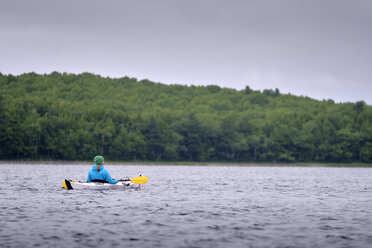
xmin=1 ymin=160 xmax=372 ymax=167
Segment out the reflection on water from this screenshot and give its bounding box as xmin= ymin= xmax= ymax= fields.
xmin=0 ymin=164 xmax=371 ymax=247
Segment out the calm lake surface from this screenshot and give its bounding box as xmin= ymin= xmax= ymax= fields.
xmin=0 ymin=164 xmax=371 ymax=248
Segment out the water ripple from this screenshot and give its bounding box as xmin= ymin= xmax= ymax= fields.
xmin=0 ymin=164 xmax=371 ymax=248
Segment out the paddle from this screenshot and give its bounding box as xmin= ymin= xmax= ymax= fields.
xmin=130 ymin=176 xmax=149 ymax=184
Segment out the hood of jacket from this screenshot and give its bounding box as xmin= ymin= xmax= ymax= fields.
xmin=92 ymin=164 xmax=105 ymax=171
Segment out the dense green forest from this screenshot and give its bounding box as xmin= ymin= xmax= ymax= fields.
xmin=0 ymin=72 xmax=371 ymax=162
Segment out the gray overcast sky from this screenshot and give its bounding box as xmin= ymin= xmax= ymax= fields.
xmin=1 ymin=0 xmax=371 ymax=104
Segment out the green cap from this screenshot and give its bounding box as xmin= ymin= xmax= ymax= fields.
xmin=94 ymin=155 xmax=104 ymax=165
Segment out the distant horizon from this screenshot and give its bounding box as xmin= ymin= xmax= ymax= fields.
xmin=2 ymin=70 xmax=370 ymax=106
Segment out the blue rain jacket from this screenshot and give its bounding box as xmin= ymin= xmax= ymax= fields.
xmin=87 ymin=165 xmax=118 ymax=184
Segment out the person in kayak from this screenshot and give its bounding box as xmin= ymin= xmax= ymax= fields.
xmin=87 ymin=155 xmax=118 ymax=184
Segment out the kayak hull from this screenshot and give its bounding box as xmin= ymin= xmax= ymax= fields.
xmin=62 ymin=179 xmax=140 ymax=190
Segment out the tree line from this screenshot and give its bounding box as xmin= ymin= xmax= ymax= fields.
xmin=0 ymin=72 xmax=371 ymax=162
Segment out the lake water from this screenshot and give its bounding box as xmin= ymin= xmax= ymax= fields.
xmin=0 ymin=164 xmax=371 ymax=248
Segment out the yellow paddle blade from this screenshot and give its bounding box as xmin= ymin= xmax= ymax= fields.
xmin=62 ymin=180 xmax=68 ymax=189
xmin=130 ymin=176 xmax=149 ymax=184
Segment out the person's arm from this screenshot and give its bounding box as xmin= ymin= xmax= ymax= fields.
xmin=87 ymin=171 xmax=92 ymax=182
xmin=104 ymin=170 xmax=118 ymax=184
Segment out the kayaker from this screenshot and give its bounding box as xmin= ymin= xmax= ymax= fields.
xmin=87 ymin=155 xmax=118 ymax=184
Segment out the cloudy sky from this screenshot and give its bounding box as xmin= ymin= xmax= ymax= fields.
xmin=1 ymin=0 xmax=371 ymax=104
